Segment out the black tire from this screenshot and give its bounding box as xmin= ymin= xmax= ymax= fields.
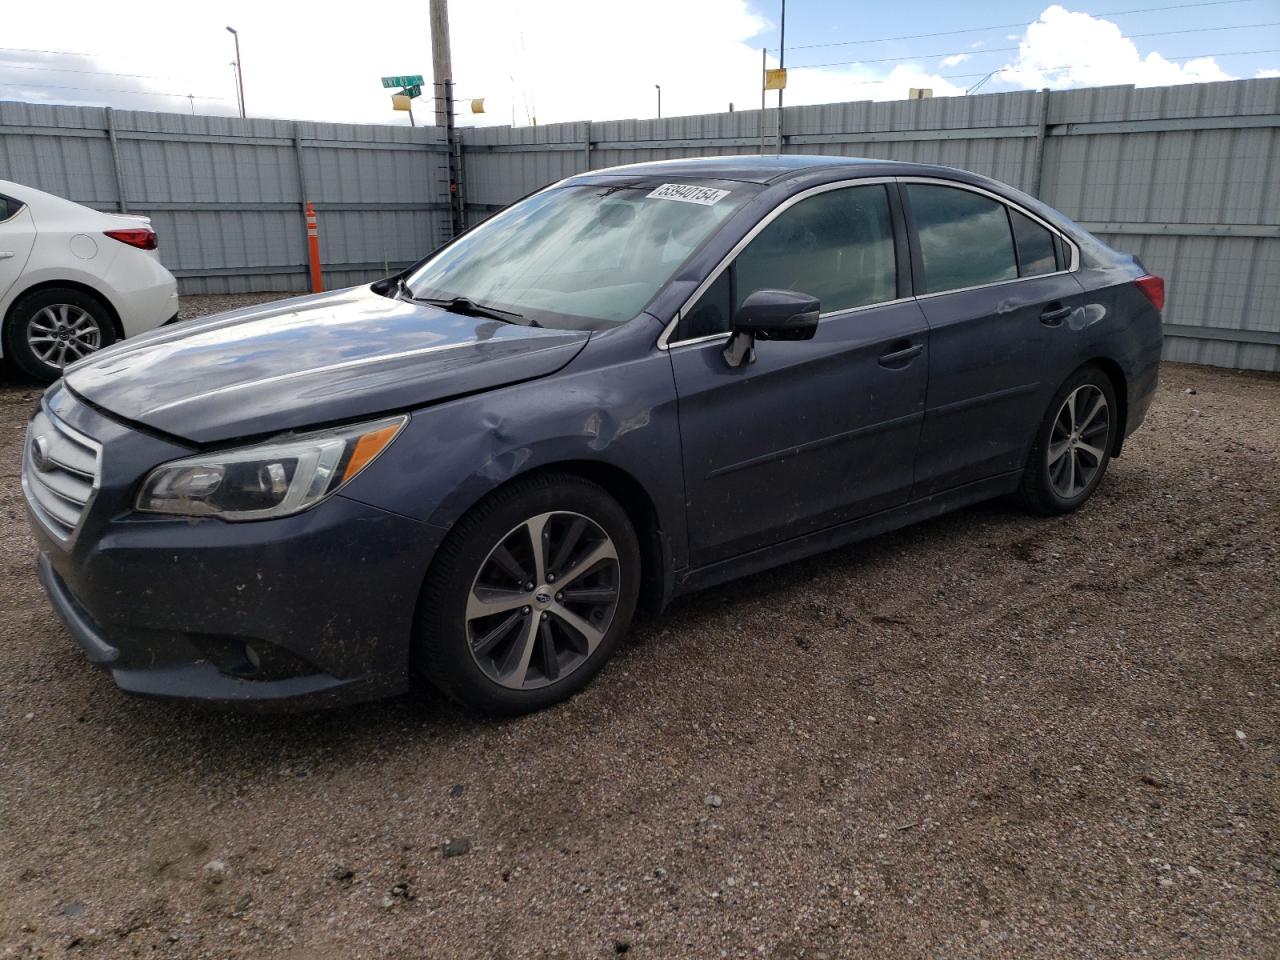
xmin=1017 ymin=364 xmax=1119 ymax=515
xmin=415 ymin=472 xmax=641 ymax=715
xmin=4 ymin=287 xmax=117 ymax=382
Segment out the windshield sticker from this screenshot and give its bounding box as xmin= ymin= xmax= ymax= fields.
xmin=647 ymin=183 xmax=731 ymax=206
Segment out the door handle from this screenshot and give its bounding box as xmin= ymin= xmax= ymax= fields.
xmin=0 ymin=252 xmax=15 ymax=260
xmin=878 ymin=342 xmax=923 ymax=367
xmin=1040 ymin=303 xmax=1071 ymax=326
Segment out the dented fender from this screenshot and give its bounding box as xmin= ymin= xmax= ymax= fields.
xmin=338 ymin=313 xmax=690 ymax=573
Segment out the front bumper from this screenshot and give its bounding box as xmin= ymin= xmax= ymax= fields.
xmin=25 ymin=388 xmax=444 ymax=712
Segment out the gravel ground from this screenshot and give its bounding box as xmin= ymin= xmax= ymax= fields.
xmin=1 ymin=296 xmax=1277 ymax=958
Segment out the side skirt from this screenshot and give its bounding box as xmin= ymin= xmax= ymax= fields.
xmin=672 ymin=470 xmax=1023 ymax=598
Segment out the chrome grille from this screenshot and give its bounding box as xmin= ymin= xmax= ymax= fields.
xmin=22 ymin=407 xmax=101 ymax=544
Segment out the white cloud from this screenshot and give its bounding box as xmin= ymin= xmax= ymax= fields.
xmin=940 ymin=54 xmax=972 ymax=68
xmin=1257 ymin=68 xmax=1280 ymax=79
xmin=997 ymin=4 xmax=1235 ymax=90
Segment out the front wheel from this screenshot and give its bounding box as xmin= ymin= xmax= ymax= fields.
xmin=1017 ymin=365 xmax=1118 ymax=515
xmin=4 ymin=287 xmax=116 ymax=382
xmin=415 ymin=473 xmax=641 ymax=714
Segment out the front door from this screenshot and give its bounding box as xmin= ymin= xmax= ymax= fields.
xmin=668 ymin=182 xmax=929 ymax=567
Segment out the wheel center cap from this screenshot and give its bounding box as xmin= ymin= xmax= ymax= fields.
xmin=534 ymin=588 xmax=553 ymax=606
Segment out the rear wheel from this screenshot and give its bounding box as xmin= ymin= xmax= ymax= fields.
xmin=415 ymin=473 xmax=641 ymax=714
xmin=1017 ymin=365 xmax=1118 ymax=515
xmin=4 ymin=287 xmax=116 ymax=382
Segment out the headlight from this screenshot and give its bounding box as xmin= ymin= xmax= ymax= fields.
xmin=136 ymin=416 xmax=407 ymax=521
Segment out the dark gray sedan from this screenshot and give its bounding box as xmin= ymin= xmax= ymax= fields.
xmin=23 ymin=156 xmax=1164 ymax=714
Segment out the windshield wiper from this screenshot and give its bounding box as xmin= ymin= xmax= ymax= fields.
xmin=413 ymin=294 xmax=536 ymax=326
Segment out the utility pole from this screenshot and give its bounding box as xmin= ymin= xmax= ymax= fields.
xmin=776 ymin=0 xmax=785 ymax=153
xmin=655 ymin=84 xmax=662 ymax=119
xmin=430 ymin=0 xmax=453 ymax=128
xmin=226 ymin=26 xmax=245 ymax=118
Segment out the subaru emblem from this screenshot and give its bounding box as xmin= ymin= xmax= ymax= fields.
xmin=31 ymin=435 xmax=53 ymax=473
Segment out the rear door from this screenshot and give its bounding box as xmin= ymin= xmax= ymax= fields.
xmin=0 ymin=195 xmax=36 ymax=299
xmin=668 ymin=180 xmax=929 ymax=567
xmin=901 ymin=180 xmax=1087 ymax=497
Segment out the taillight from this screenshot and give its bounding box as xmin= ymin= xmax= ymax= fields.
xmin=1135 ymin=274 xmax=1165 ymax=311
xmin=104 ymin=228 xmax=158 ymax=251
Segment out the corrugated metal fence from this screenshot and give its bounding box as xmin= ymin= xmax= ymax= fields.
xmin=0 ymin=101 xmax=453 ymax=294
xmin=464 ymin=78 xmax=1280 ymax=372
xmin=2 ymin=77 xmax=1278 ymax=370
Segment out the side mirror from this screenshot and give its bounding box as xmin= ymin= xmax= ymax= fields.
xmin=723 ymin=289 xmax=821 ymax=367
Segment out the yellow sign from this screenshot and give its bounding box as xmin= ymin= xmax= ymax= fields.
xmin=764 ymin=68 xmax=787 ymax=91
xmin=391 ymin=94 xmax=412 ymax=111
xmin=470 ymin=98 xmax=486 ymax=114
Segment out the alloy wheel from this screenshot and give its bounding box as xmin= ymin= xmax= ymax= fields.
xmin=466 ymin=511 xmax=621 ymax=690
xmin=28 ymin=304 xmax=102 ymax=369
xmin=1047 ymin=383 xmax=1109 ymax=500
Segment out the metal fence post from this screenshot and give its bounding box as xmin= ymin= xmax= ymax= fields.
xmin=293 ymin=124 xmax=312 ymax=288
xmin=583 ymin=120 xmax=591 ymax=172
xmin=104 ymin=107 xmax=128 ymax=213
xmin=1030 ymin=87 xmax=1051 ymax=198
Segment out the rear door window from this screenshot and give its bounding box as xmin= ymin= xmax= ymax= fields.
xmin=1009 ymin=208 xmax=1059 ymax=277
xmin=906 ymin=183 xmax=1017 ymax=294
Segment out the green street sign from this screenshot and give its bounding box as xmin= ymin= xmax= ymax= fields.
xmin=381 ymin=74 xmax=424 ymax=89
xmin=402 ymin=84 xmax=422 ymax=99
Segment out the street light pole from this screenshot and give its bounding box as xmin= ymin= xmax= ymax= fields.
xmin=776 ymin=0 xmax=785 ymax=153
xmin=226 ymin=26 xmax=245 ymax=118
xmin=655 ymin=84 xmax=661 ymax=119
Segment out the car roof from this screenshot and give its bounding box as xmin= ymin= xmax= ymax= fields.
xmin=569 ymin=155 xmax=971 ymax=186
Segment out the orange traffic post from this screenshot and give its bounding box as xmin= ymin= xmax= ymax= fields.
xmin=305 ymin=201 xmax=324 ymax=292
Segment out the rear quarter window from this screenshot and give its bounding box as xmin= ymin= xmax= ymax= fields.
xmin=0 ymin=196 xmax=25 ymax=222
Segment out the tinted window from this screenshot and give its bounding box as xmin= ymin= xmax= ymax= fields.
xmin=1010 ymin=208 xmax=1058 ymax=276
xmin=675 ymin=184 xmax=898 ymax=342
xmin=0 ymin=196 xmax=23 ymax=222
xmin=907 ymin=184 xmax=1017 ymax=293
xmin=736 ymin=184 xmax=896 ymax=313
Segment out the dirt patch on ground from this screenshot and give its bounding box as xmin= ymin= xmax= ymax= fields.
xmin=1 ymin=300 xmax=1277 ymax=958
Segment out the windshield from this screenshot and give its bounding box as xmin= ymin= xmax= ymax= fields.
xmin=405 ymin=181 xmax=755 ymax=328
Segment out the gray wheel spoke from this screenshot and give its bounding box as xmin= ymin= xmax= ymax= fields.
xmin=549 ymin=603 xmax=605 ymax=655
xmin=559 ymin=585 xmax=618 ymax=604
xmin=471 ymin=609 xmax=523 ymax=658
xmin=525 ymin=514 xmax=550 ymax=586
xmin=1067 ymin=448 xmax=1079 ymax=494
xmin=488 ymin=543 xmax=529 ymax=584
xmin=548 ymin=515 xmax=587 ymax=573
xmin=1078 ymin=394 xmax=1106 ymax=433
xmin=1047 ymin=438 xmax=1072 ymax=467
xmin=561 ymin=539 xmax=618 ymax=586
xmin=538 ymin=617 xmax=560 ymax=680
xmin=467 ymin=586 xmax=529 ymax=620
xmin=496 ymin=615 xmax=540 ymax=688
xmin=1076 ymin=440 xmax=1105 ymax=463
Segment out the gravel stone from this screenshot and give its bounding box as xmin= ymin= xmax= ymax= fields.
xmin=1 ymin=356 xmax=1278 ymax=958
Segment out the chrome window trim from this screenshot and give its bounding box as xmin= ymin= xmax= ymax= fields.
xmin=657 ymin=177 xmax=899 ymax=350
xmin=657 ymin=173 xmax=1081 ymax=350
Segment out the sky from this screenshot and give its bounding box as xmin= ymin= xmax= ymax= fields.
xmin=0 ymin=0 xmax=1277 ymax=127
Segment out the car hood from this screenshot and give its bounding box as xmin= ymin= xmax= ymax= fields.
xmin=64 ymin=285 xmax=591 ymax=444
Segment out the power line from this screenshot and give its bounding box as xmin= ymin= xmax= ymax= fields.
xmin=0 ymin=61 xmax=203 ymax=83
xmin=0 ymin=79 xmax=229 ymax=101
xmin=793 ymin=22 xmax=1280 ymax=70
xmin=776 ymin=0 xmax=1268 ymax=53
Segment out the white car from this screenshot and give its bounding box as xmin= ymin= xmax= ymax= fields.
xmin=0 ymin=180 xmax=178 ymax=382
